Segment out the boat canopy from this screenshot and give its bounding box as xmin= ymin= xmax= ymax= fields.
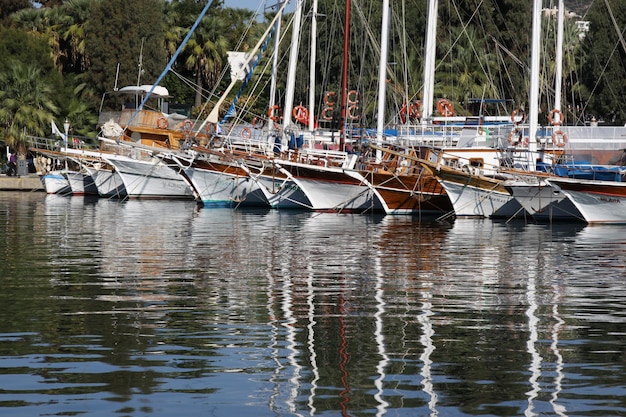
xmin=115 ymin=85 xmax=171 ymax=98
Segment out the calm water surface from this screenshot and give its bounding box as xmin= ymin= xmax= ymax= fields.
xmin=0 ymin=192 xmax=625 ymax=417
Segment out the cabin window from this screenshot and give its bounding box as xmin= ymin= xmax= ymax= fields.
xmin=468 ymin=158 xmax=484 ymax=168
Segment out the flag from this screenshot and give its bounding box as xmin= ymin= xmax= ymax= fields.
xmin=227 ymin=51 xmax=250 ymax=81
xmin=51 ymin=119 xmax=67 ymax=147
xmin=51 ymin=119 xmax=65 ymax=138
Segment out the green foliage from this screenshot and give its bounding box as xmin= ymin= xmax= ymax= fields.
xmin=0 ymin=62 xmax=59 ymax=153
xmin=580 ymin=0 xmax=626 ymax=124
xmin=85 ymin=0 xmax=167 ymax=108
xmin=0 ymin=0 xmax=30 ymax=20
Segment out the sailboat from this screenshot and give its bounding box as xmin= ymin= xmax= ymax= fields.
xmin=421 ymin=0 xmax=626 ymax=221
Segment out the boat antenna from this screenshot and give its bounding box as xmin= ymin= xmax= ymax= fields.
xmin=137 ymin=38 xmax=145 ymax=86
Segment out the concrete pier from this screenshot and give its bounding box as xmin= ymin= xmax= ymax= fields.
xmin=0 ymin=174 xmax=44 ymax=192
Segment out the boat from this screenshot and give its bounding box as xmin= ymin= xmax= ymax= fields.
xmin=40 ymin=170 xmax=72 ymax=195
xmin=546 ymin=176 xmax=626 ymax=224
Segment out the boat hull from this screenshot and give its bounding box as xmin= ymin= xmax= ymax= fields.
xmin=104 ymin=155 xmax=193 ymax=199
xmin=547 ymin=177 xmax=626 ymax=223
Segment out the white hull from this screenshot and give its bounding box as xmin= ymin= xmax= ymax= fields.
xmin=65 ymin=171 xmax=99 ymax=196
xmin=41 ymin=171 xmax=72 ymax=195
xmin=183 ymin=165 xmax=267 ymax=207
xmin=254 ymin=174 xmax=312 ymax=209
xmin=547 ymin=178 xmax=626 ymax=224
xmin=504 ymin=178 xmax=582 ymax=221
xmin=104 ymin=154 xmax=193 ymax=199
xmin=253 ymin=161 xmax=383 ymax=212
xmin=92 ymin=169 xmax=126 ymax=198
xmin=439 ymin=179 xmax=514 ymax=218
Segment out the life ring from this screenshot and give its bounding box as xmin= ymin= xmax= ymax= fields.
xmin=183 ymin=119 xmax=193 ymax=132
xmin=321 ymin=107 xmax=334 ymax=121
xmin=323 ymin=91 xmax=337 ymax=107
xmin=292 ymin=105 xmax=309 ymax=124
xmin=507 ymin=129 xmax=519 ymax=145
xmin=552 ymin=130 xmax=568 ymax=147
xmin=241 ymin=127 xmax=252 ymax=139
xmin=511 ymin=108 xmax=527 ymax=125
xmin=347 ymin=90 xmax=359 ymax=105
xmin=252 ymin=116 xmax=266 ymax=129
xmin=548 ymin=108 xmax=562 ymax=126
xmin=409 ymin=101 xmax=421 ymax=120
xmin=437 ymin=99 xmax=454 ymax=117
xmin=400 ymin=101 xmax=421 ymax=123
xmin=157 ymin=117 xmax=168 ymax=129
xmin=347 ymin=104 xmax=359 ymax=120
xmin=267 ymin=105 xmax=281 ymax=122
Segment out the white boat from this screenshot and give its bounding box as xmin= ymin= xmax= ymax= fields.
xmin=91 ymin=168 xmax=126 ymax=198
xmin=103 ymin=151 xmax=194 ymax=199
xmin=64 ymin=170 xmax=99 ymax=196
xmin=546 ymin=176 xmax=626 ymax=224
xmin=173 ymin=151 xmax=268 ymax=207
xmin=503 ymin=175 xmax=582 ymax=221
xmin=40 ymin=170 xmax=72 ymax=195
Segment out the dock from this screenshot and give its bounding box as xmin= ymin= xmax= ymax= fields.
xmin=0 ymin=174 xmax=44 ymax=192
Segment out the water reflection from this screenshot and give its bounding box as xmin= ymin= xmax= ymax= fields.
xmin=0 ymin=193 xmax=625 ymax=416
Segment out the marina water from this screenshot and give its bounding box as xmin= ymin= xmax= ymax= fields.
xmin=1 ymin=192 xmax=625 ymax=417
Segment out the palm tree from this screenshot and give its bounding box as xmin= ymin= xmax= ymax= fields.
xmin=184 ymin=14 xmax=229 ymax=107
xmin=0 ymin=63 xmax=59 ymax=156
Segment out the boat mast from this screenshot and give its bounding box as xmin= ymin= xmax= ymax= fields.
xmin=554 ymin=0 xmax=564 ymax=121
xmin=204 ymin=2 xmax=289 ymax=126
xmin=528 ymin=0 xmax=542 ymax=155
xmin=375 ymin=0 xmax=391 ymax=162
xmin=268 ymin=4 xmax=284 ymax=132
xmin=282 ymin=0 xmax=305 ymax=135
xmin=421 ymin=0 xmax=437 ymax=125
xmin=308 ymin=0 xmax=319 ymax=132
xmin=339 ymin=0 xmax=351 ymax=151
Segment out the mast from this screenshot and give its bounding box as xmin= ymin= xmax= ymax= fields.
xmin=421 ymin=0 xmax=438 ymax=124
xmin=268 ymin=5 xmax=284 ymax=132
xmin=282 ymin=0 xmax=305 ymax=134
xmin=375 ymin=0 xmax=391 ymax=162
xmin=308 ymin=0 xmax=319 ymax=132
xmin=339 ymin=0 xmax=351 ymax=150
xmin=554 ymin=0 xmax=564 ymax=120
xmin=528 ymin=0 xmax=542 ymax=154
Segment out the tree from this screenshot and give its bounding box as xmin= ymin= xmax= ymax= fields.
xmin=85 ymin=0 xmax=167 ymax=108
xmin=0 ymin=0 xmax=30 ymax=21
xmin=580 ymin=0 xmax=626 ymax=125
xmin=0 ymin=62 xmax=59 ymax=155
xmin=184 ymin=13 xmax=230 ymax=107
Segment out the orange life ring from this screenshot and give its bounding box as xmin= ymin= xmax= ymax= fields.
xmin=400 ymin=101 xmax=421 ymax=123
xmin=252 ymin=116 xmax=266 ymax=129
xmin=409 ymin=101 xmax=421 ymax=120
xmin=548 ymin=109 xmax=562 ymax=126
xmin=324 ymin=91 xmax=337 ymax=107
xmin=552 ymin=130 xmax=567 ymax=147
xmin=241 ymin=127 xmax=252 ymax=139
xmin=347 ymin=90 xmax=359 ymax=105
xmin=292 ymin=105 xmax=309 ymax=124
xmin=511 ymin=108 xmax=527 ymax=125
xmin=183 ymin=119 xmax=193 ymax=132
xmin=321 ymin=107 xmax=334 ymax=121
xmin=205 ymin=123 xmax=216 ymax=135
xmin=437 ymin=99 xmax=454 ymax=117
xmin=347 ymin=104 xmax=359 ymax=120
xmin=267 ymin=105 xmax=281 ymax=122
xmin=508 ymin=129 xmax=521 ymax=146
xmin=157 ymin=117 xmax=168 ymax=129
